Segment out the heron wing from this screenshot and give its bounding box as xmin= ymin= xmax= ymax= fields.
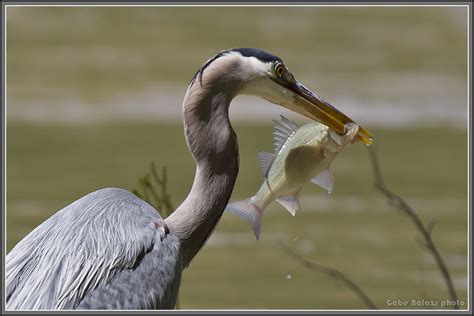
xmin=6 ymin=188 xmax=182 ymax=310
xmin=76 ymin=233 xmax=181 ymax=310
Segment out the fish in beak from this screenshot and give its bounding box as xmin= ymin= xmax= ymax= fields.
xmin=225 ymin=115 xmax=360 ymax=239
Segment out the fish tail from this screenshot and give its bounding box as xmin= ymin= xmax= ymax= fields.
xmin=225 ymin=198 xmax=262 ymax=240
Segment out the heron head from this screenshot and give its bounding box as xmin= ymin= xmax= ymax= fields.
xmin=197 ymin=48 xmax=372 ymax=145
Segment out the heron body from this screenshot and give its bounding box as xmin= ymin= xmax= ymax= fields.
xmin=6 ymin=48 xmax=372 ymax=310
xmin=6 ymin=189 xmax=181 ymax=309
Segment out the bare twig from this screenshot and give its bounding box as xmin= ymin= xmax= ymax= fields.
xmin=133 ymin=162 xmax=175 ymax=218
xmin=150 ymin=163 xmax=174 ymax=216
xmin=132 ymin=162 xmax=179 ymax=309
xmin=138 ymin=175 xmax=151 ymax=204
xmin=279 ymin=241 xmax=378 ymax=309
xmin=367 ymin=146 xmax=458 ymax=308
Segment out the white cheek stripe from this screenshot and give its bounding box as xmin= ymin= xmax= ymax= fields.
xmin=224 ymin=51 xmax=274 ymax=76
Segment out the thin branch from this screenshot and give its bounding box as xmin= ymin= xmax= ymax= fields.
xmin=133 ymin=163 xmax=175 ymax=219
xmin=132 ymin=162 xmax=179 ymax=309
xmin=367 ymin=146 xmax=458 ymax=308
xmin=150 ymin=163 xmax=174 ymax=217
xmin=138 ymin=175 xmax=151 ymax=204
xmin=278 ymin=241 xmax=378 ymax=309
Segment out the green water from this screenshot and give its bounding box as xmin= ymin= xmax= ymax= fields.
xmin=7 ymin=6 xmax=466 ymax=102
xmin=5 ymin=5 xmax=468 ymax=310
xmin=6 ymin=122 xmax=468 ymax=309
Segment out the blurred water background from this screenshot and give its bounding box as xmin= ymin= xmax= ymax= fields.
xmin=6 ymin=6 xmax=468 ymax=309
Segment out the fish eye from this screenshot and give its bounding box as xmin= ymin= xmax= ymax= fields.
xmin=275 ymin=63 xmax=285 ymax=77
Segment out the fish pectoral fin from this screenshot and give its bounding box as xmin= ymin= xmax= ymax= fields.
xmin=277 ymin=195 xmax=300 ymax=216
xmin=256 ymin=152 xmax=275 ymax=177
xmin=225 ymin=199 xmax=262 ymax=240
xmin=311 ymin=169 xmax=334 ymax=193
xmin=272 ymin=115 xmax=299 ymax=153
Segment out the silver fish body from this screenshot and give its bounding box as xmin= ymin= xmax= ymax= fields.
xmin=226 ymin=115 xmax=359 ymax=239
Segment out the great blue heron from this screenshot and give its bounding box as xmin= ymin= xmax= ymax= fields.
xmin=6 ymin=48 xmax=372 ymax=310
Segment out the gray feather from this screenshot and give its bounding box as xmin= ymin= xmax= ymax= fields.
xmin=77 ymin=234 xmax=181 ymax=310
xmin=6 ymin=188 xmax=182 ymax=310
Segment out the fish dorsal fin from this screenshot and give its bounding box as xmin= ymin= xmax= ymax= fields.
xmin=256 ymin=152 xmax=275 ymax=177
xmin=277 ymin=195 xmax=300 ymax=216
xmin=311 ymin=169 xmax=334 ymax=193
xmin=272 ymin=115 xmax=299 ymax=153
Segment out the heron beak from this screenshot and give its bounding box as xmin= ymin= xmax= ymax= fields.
xmin=284 ymin=81 xmax=373 ymax=145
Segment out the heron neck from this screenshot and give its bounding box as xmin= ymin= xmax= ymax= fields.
xmin=164 ymin=84 xmax=239 ymax=268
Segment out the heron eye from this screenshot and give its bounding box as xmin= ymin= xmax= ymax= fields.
xmin=275 ymin=63 xmax=285 ymax=77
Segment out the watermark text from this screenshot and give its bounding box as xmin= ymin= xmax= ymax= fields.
xmin=386 ymin=299 xmax=465 ymax=308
